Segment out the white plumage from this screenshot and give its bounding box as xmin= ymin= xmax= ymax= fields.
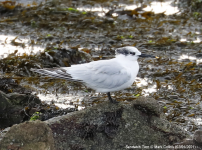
xmin=31 ymin=46 xmax=155 ymax=103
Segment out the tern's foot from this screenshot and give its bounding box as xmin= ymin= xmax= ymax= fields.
xmin=109 ymin=98 xmax=119 ymax=104
xmin=107 ymin=92 xmax=119 ymax=104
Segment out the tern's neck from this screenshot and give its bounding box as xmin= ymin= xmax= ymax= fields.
xmin=116 ymin=54 xmax=127 ymax=59
xmin=115 ymin=54 xmax=139 ymax=76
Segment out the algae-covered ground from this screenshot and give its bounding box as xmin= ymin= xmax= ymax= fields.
xmin=1 ymin=0 xmax=202 ymax=136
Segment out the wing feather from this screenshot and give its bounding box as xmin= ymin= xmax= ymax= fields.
xmin=31 ymin=59 xmax=131 ymax=91
xmin=66 ymin=60 xmax=131 ymax=90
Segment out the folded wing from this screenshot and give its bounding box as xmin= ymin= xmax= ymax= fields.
xmin=31 ymin=59 xmax=131 ymax=90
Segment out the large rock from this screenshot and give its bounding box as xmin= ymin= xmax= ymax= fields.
xmin=0 ymin=90 xmax=41 ymax=128
xmin=0 ymin=120 xmax=54 ymax=150
xmin=0 ymin=97 xmax=188 ymax=150
xmin=173 ymin=130 xmax=202 ymax=150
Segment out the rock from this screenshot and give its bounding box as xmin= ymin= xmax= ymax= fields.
xmin=89 ymin=25 xmax=98 ymax=30
xmin=5 ymin=93 xmax=41 ymax=106
xmin=108 ymin=40 xmax=116 ymax=44
xmin=82 ymin=19 xmax=92 ymax=24
xmin=168 ymin=95 xmax=179 ymax=99
xmin=193 ymin=130 xmax=202 ymax=147
xmin=0 ymin=90 xmax=41 ymax=128
xmin=94 ymin=19 xmax=104 ymax=24
xmin=196 ymin=53 xmax=202 ymax=58
xmin=1 ymin=98 xmax=186 ymax=150
xmin=174 ymin=139 xmax=198 ymax=149
xmin=133 ymin=97 xmax=164 ymax=117
xmin=0 ymin=91 xmax=11 ymax=114
xmin=0 ymin=127 xmax=10 ymax=141
xmin=181 ymin=59 xmax=191 ymax=62
xmin=0 ymin=91 xmax=24 ymax=128
xmin=104 ymin=18 xmax=114 ymax=23
xmin=198 ymin=63 xmax=202 ymax=68
xmin=0 ymin=97 xmax=188 ymax=150
xmin=0 ymin=120 xmax=54 ymax=150
xmin=164 ymin=75 xmax=172 ymax=80
xmin=173 ymin=130 xmax=202 ymax=149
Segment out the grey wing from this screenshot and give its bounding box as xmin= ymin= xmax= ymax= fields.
xmin=66 ymin=60 xmax=131 ymax=89
xmin=31 ymin=59 xmax=131 ymax=89
xmin=30 ymin=68 xmax=82 ymax=82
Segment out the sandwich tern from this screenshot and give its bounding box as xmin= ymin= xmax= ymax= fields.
xmin=31 ymin=46 xmax=155 ymax=103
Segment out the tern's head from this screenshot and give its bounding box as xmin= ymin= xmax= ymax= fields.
xmin=115 ymin=46 xmax=155 ymax=61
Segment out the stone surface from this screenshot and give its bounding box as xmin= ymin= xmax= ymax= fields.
xmin=193 ymin=130 xmax=202 ymax=148
xmin=0 ymin=97 xmax=190 ymax=150
xmin=0 ymin=90 xmax=41 ymax=128
xmin=174 ymin=136 xmax=202 ymax=150
xmin=45 ymin=97 xmax=186 ymax=150
xmin=133 ymin=97 xmax=164 ymax=117
xmin=0 ymin=120 xmax=54 ymax=150
xmin=0 ymin=91 xmax=11 ymax=114
xmin=168 ymin=95 xmax=179 ymax=99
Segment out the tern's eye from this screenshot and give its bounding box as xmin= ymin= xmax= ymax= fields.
xmin=130 ymin=52 xmax=136 ymax=55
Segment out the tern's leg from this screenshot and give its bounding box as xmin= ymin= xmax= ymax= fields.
xmin=107 ymin=92 xmax=119 ymax=103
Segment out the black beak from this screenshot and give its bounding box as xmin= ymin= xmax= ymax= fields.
xmin=139 ymin=54 xmax=156 ymax=58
